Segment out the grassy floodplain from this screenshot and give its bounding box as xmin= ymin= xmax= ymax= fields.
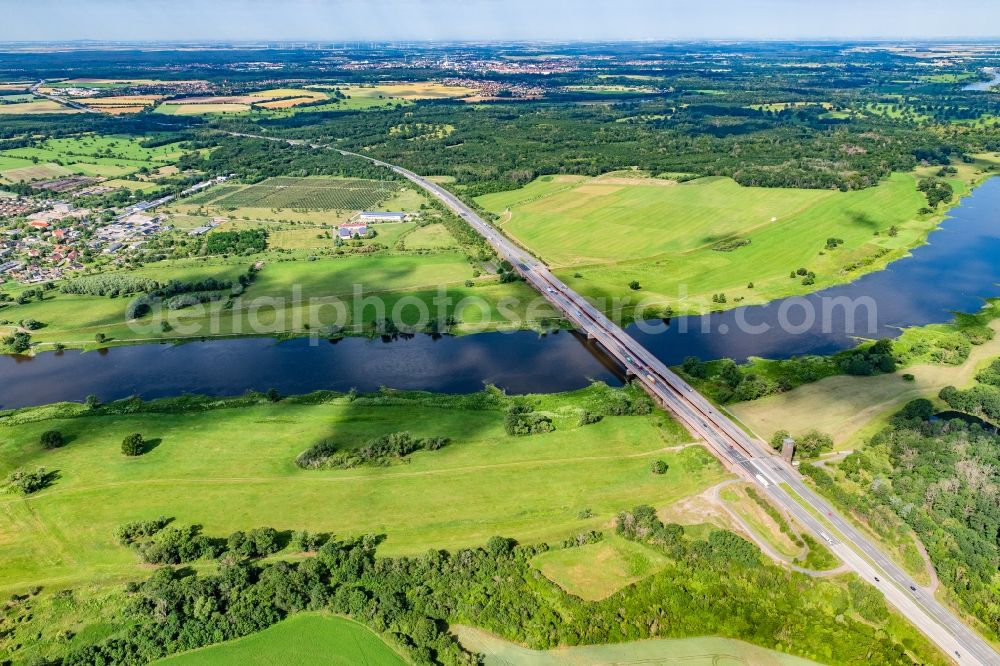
xmin=476 ymin=157 xmax=998 ymax=316
xmin=6 ymin=252 xmax=551 ymax=347
xmin=0 ymin=385 xmax=716 ymax=592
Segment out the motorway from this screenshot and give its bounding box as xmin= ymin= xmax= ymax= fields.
xmin=29 ymin=81 xmax=101 ymax=113
xmin=356 ymin=152 xmax=999 ymax=666
xmin=226 ymin=131 xmax=996 ymax=664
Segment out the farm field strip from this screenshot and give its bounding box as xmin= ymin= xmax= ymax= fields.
xmin=210 ymin=177 xmax=399 ymax=210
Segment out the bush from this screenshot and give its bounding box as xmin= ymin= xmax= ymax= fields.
xmin=296 ymin=432 xmax=449 ymax=469
xmin=40 ymin=430 xmax=64 ymax=449
xmin=6 ymin=467 xmax=55 ymax=494
xmin=121 ymin=433 xmax=145 ymax=456
xmin=504 ymin=405 xmax=555 ymax=436
xmin=650 ymin=459 xmax=668 ymax=475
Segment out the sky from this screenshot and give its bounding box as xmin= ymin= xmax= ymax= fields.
xmin=1 ymin=0 xmax=998 ymax=43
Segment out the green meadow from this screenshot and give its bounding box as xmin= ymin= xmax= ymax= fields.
xmin=156 ymin=614 xmax=407 ymax=666
xmin=477 ymin=161 xmax=997 ymax=315
xmin=532 ymin=534 xmax=672 ymax=601
xmin=0 ymin=135 xmax=184 ymax=180
xmin=5 ymin=251 xmax=553 ymax=348
xmin=0 ymin=386 xmax=717 ymax=592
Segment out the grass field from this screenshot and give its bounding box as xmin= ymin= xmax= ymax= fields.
xmin=0 ymin=386 xmax=718 ymax=592
xmin=156 ymin=614 xmax=406 ymax=666
xmin=454 ymin=625 xmax=820 ymax=666
xmin=0 ymin=134 xmax=183 ymax=181
xmin=720 ymin=484 xmax=802 ymax=559
xmin=477 ymin=162 xmax=995 ymax=315
xmin=532 ymin=534 xmax=671 ymax=600
xmin=5 ymin=251 xmax=546 ymax=346
xmin=403 ymin=223 xmax=458 ymax=250
xmin=729 ymin=319 xmax=1000 ymax=450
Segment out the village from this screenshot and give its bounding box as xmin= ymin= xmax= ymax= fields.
xmin=0 ymin=175 xmax=229 ymax=284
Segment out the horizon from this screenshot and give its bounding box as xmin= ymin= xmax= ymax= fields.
xmin=2 ymin=0 xmax=1000 ymax=42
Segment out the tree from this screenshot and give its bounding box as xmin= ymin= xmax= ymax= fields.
xmin=121 ymin=433 xmax=146 ymax=456
xmin=265 ymin=387 xmax=281 ymax=403
xmin=94 ymin=332 xmax=106 ymax=344
xmin=650 ymin=459 xmax=668 ymax=475
xmin=770 ymin=429 xmax=791 ymax=451
xmin=40 ymin=430 xmax=64 ymax=450
xmin=628 ymin=280 xmax=641 ymax=290
xmin=85 ymin=394 xmax=101 ymax=410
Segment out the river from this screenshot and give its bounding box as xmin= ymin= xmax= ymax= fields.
xmin=963 ymin=68 xmax=1000 ymax=91
xmin=1 ymin=178 xmax=998 ymax=409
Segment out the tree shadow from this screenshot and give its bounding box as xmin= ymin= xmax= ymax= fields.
xmin=143 ymin=438 xmax=163 ymax=454
xmin=848 ymin=211 xmax=879 ymax=229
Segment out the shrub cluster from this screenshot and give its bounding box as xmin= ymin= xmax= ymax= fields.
xmin=503 ymin=404 xmax=555 ymax=436
xmin=296 ymin=431 xmax=449 ymax=469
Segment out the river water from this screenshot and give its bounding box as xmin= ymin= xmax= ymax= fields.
xmin=963 ymin=68 xmax=1000 ymax=91
xmin=1 ymin=178 xmax=998 ymax=409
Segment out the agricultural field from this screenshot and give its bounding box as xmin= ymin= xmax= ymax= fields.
xmin=455 ymin=626 xmax=822 ymax=666
xmin=0 ymin=160 xmax=73 ymax=182
xmin=335 ymin=81 xmax=478 ymax=100
xmin=563 ymin=84 xmax=660 ymax=94
xmin=157 ymin=615 xmax=407 ymax=666
xmin=156 ymin=102 xmax=252 ymax=116
xmin=76 ymin=95 xmax=163 ymax=114
xmin=0 ymin=98 xmax=81 ymax=114
xmin=44 ymin=78 xmax=206 ymax=89
xmin=263 ymin=81 xmax=478 ymax=114
xmin=208 ymin=176 xmax=399 ymax=211
xmin=477 ymin=164 xmax=989 ymax=315
xmin=0 ymin=385 xmax=708 ymax=591
xmin=155 ymin=88 xmax=329 ymax=115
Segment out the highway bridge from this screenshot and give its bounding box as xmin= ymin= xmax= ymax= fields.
xmin=365 ymin=154 xmax=999 ymax=666
xmin=230 ymin=132 xmax=997 ymax=664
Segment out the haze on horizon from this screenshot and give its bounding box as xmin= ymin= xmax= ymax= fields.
xmin=1 ymin=0 xmax=999 ymax=43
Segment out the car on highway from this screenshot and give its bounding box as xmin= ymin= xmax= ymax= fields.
xmin=874 ymin=576 xmax=880 ymax=582
xmin=910 ymin=585 xmax=917 ymax=591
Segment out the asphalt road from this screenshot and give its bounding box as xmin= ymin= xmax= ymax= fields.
xmin=369 ymin=154 xmax=998 ymax=666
